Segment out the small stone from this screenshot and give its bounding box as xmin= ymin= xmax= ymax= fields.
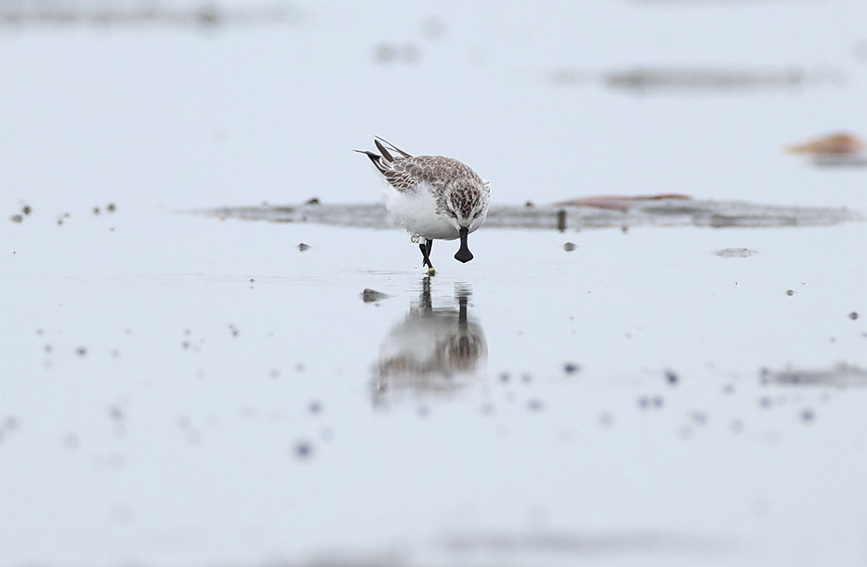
xmin=75 ymin=347 xmax=87 ymax=356
xmin=22 ymin=206 xmax=31 ymax=215
xmin=298 ymin=243 xmax=310 ymax=252
xmin=665 ymin=370 xmax=679 ymax=385
xmin=849 ymin=312 xmax=859 ymax=320
xmin=109 ymin=406 xmax=124 ymax=422
xmin=374 ymin=43 xmax=396 ymax=63
xmin=786 ymin=289 xmax=794 ymax=296
xmin=93 ymin=207 xmax=100 ymax=215
xmin=106 ymin=203 xmax=116 ymax=212
xmin=293 ymin=441 xmax=313 ymax=459
xmin=304 ymin=197 xmax=320 ymax=205
xmin=563 ymin=362 xmax=580 ymax=375
xmin=10 ymin=215 xmax=22 ymax=223
xmin=563 ymin=242 xmax=577 ymax=252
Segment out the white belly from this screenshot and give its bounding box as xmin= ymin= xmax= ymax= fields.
xmin=382 ymin=183 xmax=460 ymax=240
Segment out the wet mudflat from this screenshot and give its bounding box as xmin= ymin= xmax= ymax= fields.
xmin=3 ymin=1 xmax=867 ymax=566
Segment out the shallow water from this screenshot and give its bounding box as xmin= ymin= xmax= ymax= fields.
xmin=3 ymin=1 xmax=867 ymax=566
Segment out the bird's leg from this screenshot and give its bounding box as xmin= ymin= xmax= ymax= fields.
xmin=454 ymin=227 xmax=474 ymax=263
xmin=419 ymin=239 xmax=435 ymax=274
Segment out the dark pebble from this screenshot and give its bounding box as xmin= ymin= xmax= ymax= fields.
xmin=563 ymin=242 xmax=576 ymax=252
xmin=76 ymin=347 xmax=87 ymax=356
xmin=666 ymin=370 xmax=679 ymax=385
xmin=786 ymin=289 xmax=794 ymax=296
xmin=849 ymin=312 xmax=859 ymax=320
xmin=10 ymin=215 xmax=22 ymax=223
xmin=106 ymin=203 xmax=116 ymax=212
xmin=298 ymin=242 xmax=310 ymax=251
xmin=22 ymin=206 xmax=31 ymax=215
xmin=361 ymin=288 xmax=389 ymax=303
xmin=293 ymin=441 xmax=313 ymax=459
xmin=563 ymin=362 xmax=580 ymax=375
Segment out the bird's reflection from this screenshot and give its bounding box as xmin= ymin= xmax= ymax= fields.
xmin=371 ymin=277 xmax=487 ymax=406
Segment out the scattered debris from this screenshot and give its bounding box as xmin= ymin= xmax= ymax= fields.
xmin=715 ymin=248 xmax=757 ymax=258
xmin=761 ymin=363 xmax=867 ymax=387
xmin=557 ymin=194 xmax=692 ymax=212
xmin=638 ymin=395 xmax=664 ymax=409
xmin=374 ymin=43 xmax=421 ymax=64
xmin=0 ymin=2 xmax=303 ymax=28
xmin=787 ymin=133 xmax=865 ymax=155
xmin=787 ymin=133 xmax=867 ymax=166
xmin=604 ymin=66 xmax=807 ymax=92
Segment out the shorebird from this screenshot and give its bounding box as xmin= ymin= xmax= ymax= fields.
xmin=355 ymin=137 xmax=490 ymax=274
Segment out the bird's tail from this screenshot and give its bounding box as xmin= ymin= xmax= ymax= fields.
xmin=353 ymin=137 xmax=413 ymax=174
